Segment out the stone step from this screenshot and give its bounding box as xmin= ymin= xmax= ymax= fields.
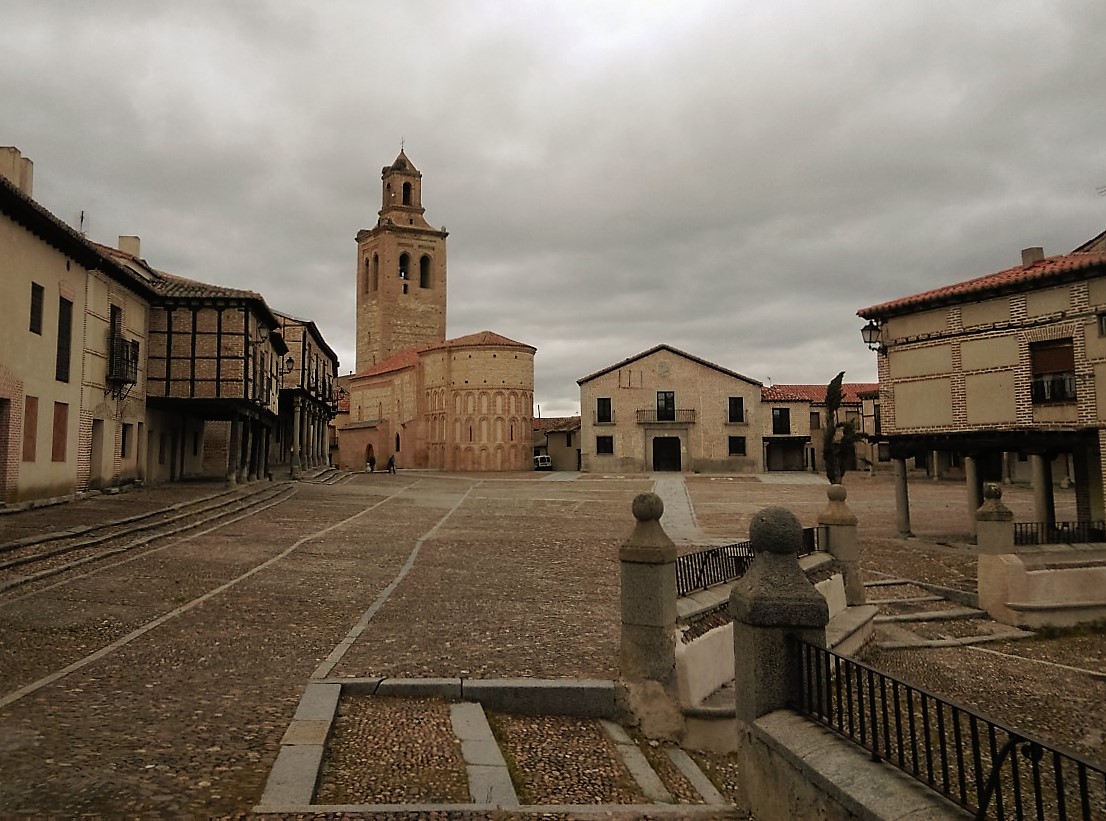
xmin=874 ymin=607 xmax=986 ymax=624
xmin=867 ymin=594 xmax=944 ymax=605
xmin=877 ymin=629 xmax=1035 ymax=650
xmin=864 ymin=578 xmax=912 ymax=587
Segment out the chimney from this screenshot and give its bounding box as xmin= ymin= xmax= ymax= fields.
xmin=1021 ymin=247 xmax=1045 ymax=268
xmin=118 ymin=235 xmax=141 ymax=258
xmin=0 ymin=147 xmax=33 ymax=196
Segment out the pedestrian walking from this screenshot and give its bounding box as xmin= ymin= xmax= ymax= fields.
xmin=387 ymin=454 xmax=396 ymax=474
xmin=368 ymin=455 xmax=376 ymax=473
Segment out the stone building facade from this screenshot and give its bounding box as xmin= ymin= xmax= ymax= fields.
xmin=1 ymin=148 xmax=156 ymax=502
xmin=337 ymin=151 xmax=535 ymax=472
xmin=578 ymin=345 xmax=764 ymax=473
xmin=578 ymin=344 xmax=874 ymax=474
xmin=858 ymin=231 xmax=1106 ymax=526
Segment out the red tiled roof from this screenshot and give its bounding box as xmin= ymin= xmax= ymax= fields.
xmin=761 ymin=383 xmax=877 ymax=404
xmin=428 ymin=330 xmax=535 ymax=352
xmin=858 ymin=251 xmax=1106 ymax=318
xmin=356 ymin=346 xmax=427 ymax=378
xmin=534 ymin=416 xmax=580 ymax=433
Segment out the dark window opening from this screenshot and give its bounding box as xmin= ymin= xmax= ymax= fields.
xmin=420 ymin=255 xmax=431 ymax=288
xmin=596 ymin=435 xmax=614 ymax=455
xmin=1030 ymin=338 xmax=1076 ymax=403
xmin=596 ymin=397 xmax=612 ymax=424
xmin=55 ymin=297 xmax=73 ymax=382
xmin=873 ymin=403 xmax=882 ymax=435
xmin=810 ymin=411 xmax=820 ymax=430
xmin=772 ymin=407 xmax=790 ymax=435
xmin=399 ymin=252 xmax=410 ymax=280
xmin=727 ymin=396 xmax=744 ymax=423
xmin=29 ymin=282 xmax=44 ymax=334
xmin=402 ymin=181 xmax=412 ymax=205
xmin=657 ymin=391 xmax=675 ymax=422
xmin=728 ymin=436 xmax=746 ymax=456
xmin=51 ymin=402 xmax=68 ymax=462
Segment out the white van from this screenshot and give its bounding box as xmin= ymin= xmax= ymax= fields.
xmin=534 ymin=455 xmax=553 ymax=471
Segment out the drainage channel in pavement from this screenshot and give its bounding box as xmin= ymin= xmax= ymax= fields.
xmin=256 ymin=678 xmax=742 ymax=818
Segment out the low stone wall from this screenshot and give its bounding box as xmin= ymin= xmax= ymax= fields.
xmin=676 ymin=564 xmax=849 ymax=710
xmin=979 ymin=546 xmax=1106 ymax=628
xmin=739 ymin=711 xmax=969 ymax=820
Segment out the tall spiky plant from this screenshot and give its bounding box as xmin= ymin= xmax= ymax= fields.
xmin=822 ymin=371 xmax=865 ymax=484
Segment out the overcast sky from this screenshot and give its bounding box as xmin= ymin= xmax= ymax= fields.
xmin=4 ymin=1 xmax=1105 ymax=416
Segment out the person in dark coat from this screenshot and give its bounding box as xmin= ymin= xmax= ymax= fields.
xmin=386 ymin=455 xmax=396 ymax=474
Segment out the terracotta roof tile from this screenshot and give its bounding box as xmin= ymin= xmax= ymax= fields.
xmin=761 ymin=383 xmax=877 ymax=404
xmin=428 ymin=330 xmax=535 ymax=352
xmin=858 ymin=251 xmax=1106 ymax=318
xmin=534 ymin=416 xmax=580 ymax=432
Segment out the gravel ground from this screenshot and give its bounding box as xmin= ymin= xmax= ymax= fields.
xmin=1 ymin=469 xmax=1103 ymax=817
xmin=486 ymin=712 xmax=644 ymax=805
xmin=316 ymin=696 xmax=468 ymax=805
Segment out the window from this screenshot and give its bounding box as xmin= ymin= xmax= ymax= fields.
xmin=29 ymin=282 xmax=44 ymax=334
xmin=873 ymin=403 xmax=882 ymax=435
xmin=402 ymin=181 xmax=412 ymax=205
xmin=372 ymin=254 xmax=379 ymax=290
xmin=596 ymin=435 xmax=614 ymax=454
xmin=399 ymin=252 xmax=410 ymax=280
xmin=810 ymin=411 xmax=821 ymax=430
xmin=1030 ymin=338 xmax=1076 ymax=403
xmin=772 ymin=407 xmax=790 ymax=435
xmin=420 ymin=255 xmax=431 ymax=288
xmin=395 ymin=433 xmax=401 ymax=452
xmin=51 ymin=402 xmax=68 ymax=462
xmin=55 ymin=296 xmax=73 ymax=382
xmin=121 ymin=423 xmax=131 ymax=458
xmin=22 ymin=396 xmax=37 ymax=461
xmin=728 ymin=436 xmax=746 ymax=456
xmin=727 ymin=396 xmax=744 ymax=423
xmin=657 ymin=391 xmax=675 ymax=422
xmin=1099 ymin=313 xmax=1106 ymax=337
xmin=596 ymin=397 xmax=612 ymax=424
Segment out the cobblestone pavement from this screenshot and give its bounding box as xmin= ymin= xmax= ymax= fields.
xmin=0 ymin=469 xmax=1102 ymax=817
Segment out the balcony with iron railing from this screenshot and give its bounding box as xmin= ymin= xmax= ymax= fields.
xmin=107 ymin=336 xmax=139 ymax=384
xmin=635 ymin=408 xmax=696 ymax=425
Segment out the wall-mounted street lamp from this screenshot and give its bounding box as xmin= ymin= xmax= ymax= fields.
xmin=277 ymin=354 xmax=296 ymax=388
xmin=861 ymin=319 xmax=885 ymax=353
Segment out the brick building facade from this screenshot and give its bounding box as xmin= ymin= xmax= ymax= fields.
xmin=858 ymin=231 xmax=1106 ymax=529
xmin=337 ymin=151 xmax=535 ymax=472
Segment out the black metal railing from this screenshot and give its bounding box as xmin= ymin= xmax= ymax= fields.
xmin=635 ymin=408 xmax=697 ymax=424
xmin=107 ymin=336 xmax=139 ymax=384
xmin=676 ymin=527 xmax=821 ymax=597
xmin=797 ymin=640 xmax=1106 ymax=820
xmin=1014 ymin=520 xmax=1106 ymax=546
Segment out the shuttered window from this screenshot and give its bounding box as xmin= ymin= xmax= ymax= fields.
xmin=1030 ymin=339 xmax=1076 ymax=403
xmin=55 ymin=297 xmax=73 ymax=382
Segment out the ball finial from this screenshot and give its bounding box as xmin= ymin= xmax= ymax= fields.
xmin=749 ymin=506 xmax=803 ymax=555
xmin=632 ymin=493 xmax=664 ymax=522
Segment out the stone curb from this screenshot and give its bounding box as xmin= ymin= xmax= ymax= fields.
xmin=255 ymin=677 xmax=633 ymax=814
xmin=257 ymin=803 xmax=740 ymax=816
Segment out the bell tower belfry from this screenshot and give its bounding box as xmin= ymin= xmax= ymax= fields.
xmin=355 ymin=150 xmax=448 ymax=371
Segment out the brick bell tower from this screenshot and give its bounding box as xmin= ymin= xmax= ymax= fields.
xmin=355 ymin=150 xmax=449 ymax=371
